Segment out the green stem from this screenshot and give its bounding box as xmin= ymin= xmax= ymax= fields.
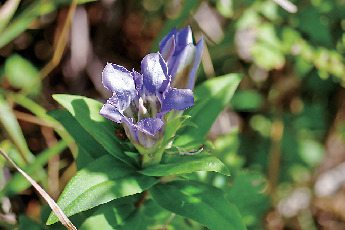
xmin=141 ymin=147 xmax=165 ymax=168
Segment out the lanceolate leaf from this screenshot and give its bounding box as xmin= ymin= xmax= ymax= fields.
xmin=175 ymin=73 xmax=242 ymax=146
xmin=49 ymin=109 xmax=108 ymax=169
xmin=140 ymin=151 xmax=229 ymax=177
xmin=150 ymin=180 xmax=246 ymax=230
xmin=4 ymin=54 xmax=41 ymax=95
xmin=52 ymin=94 xmax=132 ymax=165
xmin=47 ymin=155 xmax=158 ymax=225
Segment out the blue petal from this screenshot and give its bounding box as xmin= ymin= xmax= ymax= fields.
xmin=121 ymin=117 xmax=139 ymax=141
xmin=159 ymin=27 xmax=177 ymax=50
xmin=168 ymin=44 xmax=197 ymax=88
xmin=141 ymin=53 xmax=169 ymax=93
xmin=160 ymin=88 xmax=194 ymax=115
xmin=188 ymin=37 xmax=204 ymax=89
xmin=102 ymin=63 xmax=136 ymax=110
xmin=176 ymin=26 xmax=193 ymax=50
xmin=169 ymin=36 xmax=204 ymax=89
xmin=132 ymin=69 xmax=143 ymax=91
xmin=159 ymin=35 xmax=175 ymax=61
xmin=135 ymin=118 xmax=164 ymax=135
xmin=99 ymin=100 xmax=125 ymax=123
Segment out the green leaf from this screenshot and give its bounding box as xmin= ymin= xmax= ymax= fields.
xmin=49 ymin=109 xmax=109 ymax=169
xmin=18 ymin=215 xmax=42 ymax=230
xmin=230 ymin=90 xmax=264 ymax=112
xmin=124 ymin=151 xmax=141 ymax=167
xmin=117 ymin=211 xmax=146 ymax=230
xmin=79 ymin=199 xmax=136 ymax=230
xmin=79 ymin=198 xmax=147 ymax=230
xmin=4 ymin=54 xmax=40 ymax=95
xmin=150 ymin=180 xmax=246 ymax=230
xmin=212 ymin=129 xmax=244 ymax=172
xmin=0 ymin=95 xmax=34 ymax=164
xmin=140 ymin=151 xmax=229 ymax=177
xmin=52 ymin=94 xmax=132 ymax=165
xmin=175 ymin=73 xmax=242 ymax=146
xmin=41 ymin=203 xmax=97 ymax=230
xmin=47 ymin=155 xmax=158 ymax=225
xmin=226 ymin=171 xmax=269 ymax=228
xmin=297 ymin=7 xmax=332 ymax=47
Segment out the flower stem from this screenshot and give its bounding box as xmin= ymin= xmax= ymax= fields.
xmin=141 ymin=147 xmax=164 ymax=168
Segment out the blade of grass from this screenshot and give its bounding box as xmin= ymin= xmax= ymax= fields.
xmin=11 ymin=92 xmax=77 ymax=156
xmin=0 ymin=148 xmax=77 ymax=230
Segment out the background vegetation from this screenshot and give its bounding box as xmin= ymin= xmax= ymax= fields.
xmin=0 ymin=0 xmax=345 ymax=229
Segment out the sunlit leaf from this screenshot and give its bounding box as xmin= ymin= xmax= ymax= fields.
xmin=47 ymin=155 xmax=158 ymax=225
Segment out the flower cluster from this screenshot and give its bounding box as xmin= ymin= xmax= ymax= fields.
xmin=99 ymin=26 xmax=203 ymax=160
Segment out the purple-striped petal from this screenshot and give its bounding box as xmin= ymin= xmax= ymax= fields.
xmin=102 ymin=63 xmax=136 ymax=110
xmin=160 ymin=88 xmax=194 ymax=115
xmin=141 ymin=53 xmax=169 ymax=93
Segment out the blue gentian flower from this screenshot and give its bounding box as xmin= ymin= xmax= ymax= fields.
xmin=99 ymin=53 xmax=194 ymax=152
xmin=159 ymin=26 xmax=204 ymax=89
